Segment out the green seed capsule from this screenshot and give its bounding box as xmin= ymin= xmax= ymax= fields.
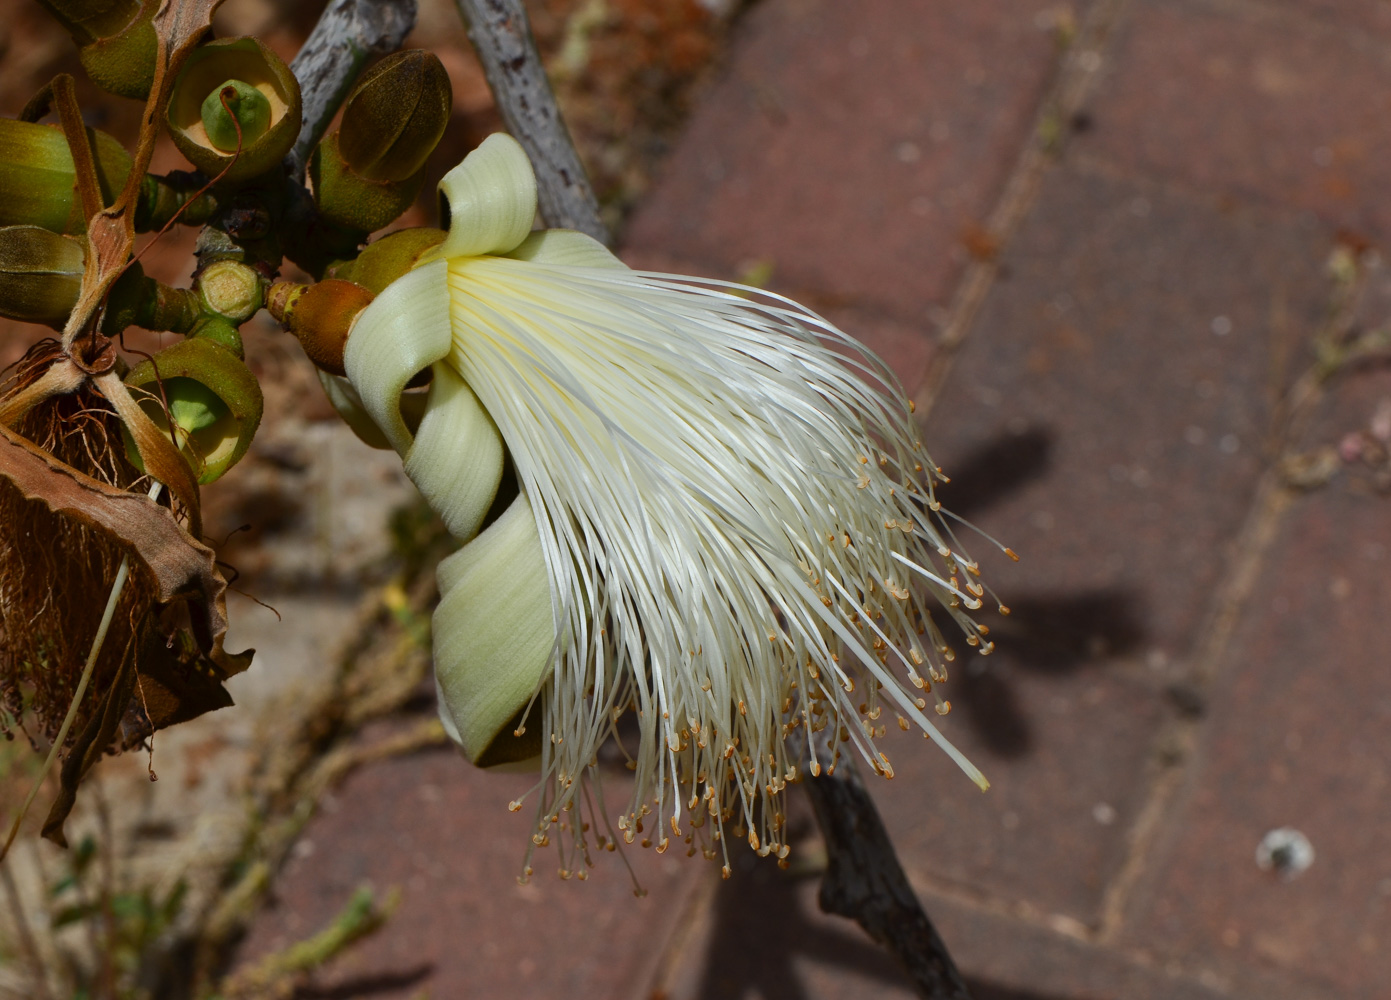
xmin=123 ymin=338 xmax=263 ymax=483
xmin=165 ymin=37 xmax=301 ymax=184
xmin=200 ymin=79 xmax=273 ymax=152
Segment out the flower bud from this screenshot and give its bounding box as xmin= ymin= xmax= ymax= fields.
xmin=338 ymin=51 xmax=452 ymax=183
xmin=123 ymin=338 xmax=263 ymax=483
xmin=165 ymin=37 xmax=301 ymax=184
xmin=35 ymin=0 xmax=157 ymax=99
xmin=310 ymin=134 xmax=422 ymax=234
xmin=267 ymin=278 xmax=375 ymax=376
xmin=0 ymin=225 xmax=85 ymax=326
xmin=0 ymin=118 xmax=132 ymax=233
xmin=77 ymin=1 xmax=158 ymax=100
xmin=309 ymin=51 xmax=450 ymax=234
xmin=187 ymin=315 xmax=245 ymax=357
xmin=325 ymin=227 xmax=445 ymax=293
xmin=36 ymin=0 xmax=141 ymax=41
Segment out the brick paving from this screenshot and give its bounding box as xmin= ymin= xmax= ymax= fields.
xmin=237 ymin=0 xmax=1391 ymax=997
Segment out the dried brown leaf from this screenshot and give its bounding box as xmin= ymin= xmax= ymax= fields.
xmin=0 ymin=421 xmax=251 ymax=676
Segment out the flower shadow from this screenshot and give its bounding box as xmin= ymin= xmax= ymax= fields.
xmin=932 ymin=425 xmax=1148 ymax=760
xmin=694 ymin=839 xmax=1093 ymax=1000
xmin=694 ymin=845 xmax=919 ymax=1000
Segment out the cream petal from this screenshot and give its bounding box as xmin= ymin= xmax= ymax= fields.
xmin=402 ymin=363 xmax=505 ymax=542
xmin=315 ymin=371 xmax=431 ymax=451
xmin=433 ymin=490 xmax=554 ymax=766
xmin=428 ymin=133 xmax=537 ymax=262
xmin=343 ymin=258 xmax=452 ymax=456
xmin=504 ymin=229 xmax=627 ymax=269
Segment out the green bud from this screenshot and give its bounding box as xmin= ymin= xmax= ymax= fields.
xmin=339 ymin=50 xmax=452 ymax=183
xmin=325 ymin=227 xmax=445 ymax=294
xmin=200 ymin=79 xmax=273 ymax=152
xmin=0 ymin=118 xmax=132 ymax=233
xmin=36 ymin=0 xmax=141 ymax=45
xmin=165 ymin=37 xmax=302 ymax=184
xmin=0 ymin=225 xmax=86 ymax=327
xmin=77 ymin=0 xmax=158 ymax=100
xmin=123 ymin=338 xmax=263 ymax=484
xmin=36 ymin=0 xmax=157 ymax=99
xmin=266 ymin=277 xmax=375 ymax=376
xmin=310 ymin=133 xmax=423 ymax=234
xmin=187 ymin=314 xmax=245 ymax=357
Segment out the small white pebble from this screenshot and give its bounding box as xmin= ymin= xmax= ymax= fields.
xmin=1255 ymin=827 xmax=1314 ymax=880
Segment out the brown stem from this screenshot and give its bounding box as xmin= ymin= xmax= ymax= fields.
xmin=0 ymin=359 xmax=86 ymax=429
xmin=803 ymin=762 xmax=973 ymax=1000
xmin=23 ymin=74 xmax=105 ymax=221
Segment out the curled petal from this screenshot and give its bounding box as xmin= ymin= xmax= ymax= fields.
xmin=434 ymin=491 xmax=553 ymax=766
xmin=403 ymin=364 xmax=504 ymax=541
xmin=427 ymin=133 xmax=537 ymax=262
xmin=343 ymin=258 xmax=451 ymax=456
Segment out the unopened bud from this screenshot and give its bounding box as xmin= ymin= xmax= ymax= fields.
xmin=267 ymin=278 xmax=375 ymax=376
xmin=0 ymin=118 xmax=132 ymax=233
xmin=0 ymin=225 xmax=85 ymax=326
xmin=339 ymin=50 xmax=452 ymax=183
xmin=310 ymin=51 xmax=451 ymax=234
xmin=36 ymin=0 xmax=157 ymax=99
xmin=325 ymin=227 xmax=445 ymax=294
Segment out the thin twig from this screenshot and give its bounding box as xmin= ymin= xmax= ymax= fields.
xmin=804 ymin=762 xmax=972 ymax=999
xmin=452 ymin=0 xmax=607 ymax=242
xmin=286 ymin=0 xmax=420 ymax=183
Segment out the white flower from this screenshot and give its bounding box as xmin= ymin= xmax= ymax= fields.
xmin=339 ymin=133 xmax=1005 ymax=878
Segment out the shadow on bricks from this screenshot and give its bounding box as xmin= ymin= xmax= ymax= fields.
xmin=694 ymin=827 xmax=1082 ymax=1000
xmin=934 ymin=426 xmax=1147 ymax=760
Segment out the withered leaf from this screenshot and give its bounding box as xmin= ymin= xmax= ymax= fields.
xmin=125 ymin=621 xmax=235 ymax=743
xmin=41 ymin=644 xmax=138 ymax=847
xmin=0 ymin=422 xmax=252 ymax=676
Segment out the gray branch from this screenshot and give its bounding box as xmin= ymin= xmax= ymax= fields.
xmin=287 ymin=0 xmax=420 ymax=183
xmin=452 ymin=0 xmax=607 ymax=243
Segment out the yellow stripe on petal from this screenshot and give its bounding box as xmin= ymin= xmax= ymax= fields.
xmin=427 ymin=133 xmax=537 ymax=261
xmin=433 ymin=490 xmax=554 ymax=766
xmin=344 ymin=258 xmax=452 ymax=455
xmin=403 ymin=364 xmax=504 ymax=541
